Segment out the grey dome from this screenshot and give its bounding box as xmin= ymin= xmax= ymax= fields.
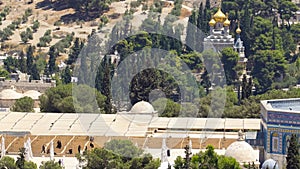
xmin=130 ymin=101 xmax=155 ymax=114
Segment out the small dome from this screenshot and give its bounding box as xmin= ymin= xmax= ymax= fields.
xmin=209 ymin=18 xmax=216 ymax=27
xmin=236 ymin=26 xmax=241 ymax=34
xmin=23 ymin=90 xmax=41 ymax=100
xmin=225 ymin=141 xmax=256 ymax=163
xmin=225 ymin=130 xmax=256 ymax=163
xmin=0 ymin=89 xmax=23 ymax=100
xmin=224 ymin=18 xmax=230 ymax=27
xmin=213 ymin=8 xmax=226 ymax=23
xmin=262 ymin=159 xmax=279 ymax=169
xmin=131 ymin=101 xmax=155 ymax=114
xmin=223 ymin=14 xmax=230 ymax=27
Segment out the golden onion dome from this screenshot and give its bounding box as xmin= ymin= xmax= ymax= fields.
xmin=224 ymin=18 xmax=230 ymax=27
xmin=236 ymin=26 xmax=241 ymax=34
xmin=213 ymin=8 xmax=226 ymax=23
xmin=209 ymin=18 xmax=216 ymax=27
xmin=223 ymin=13 xmax=230 ymax=27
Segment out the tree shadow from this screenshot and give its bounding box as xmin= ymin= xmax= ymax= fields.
xmin=36 ymin=0 xmax=107 ymax=23
xmin=36 ymin=0 xmax=70 ymax=11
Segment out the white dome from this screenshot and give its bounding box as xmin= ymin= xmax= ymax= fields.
xmin=225 ymin=140 xmax=256 ymax=163
xmin=0 ymin=89 xmax=23 ymax=100
xmin=130 ymin=101 xmax=155 ymax=114
xmin=23 ymin=90 xmax=41 ymax=100
xmin=262 ymin=159 xmax=279 ymax=169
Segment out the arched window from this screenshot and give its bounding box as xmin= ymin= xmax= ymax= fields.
xmin=272 ymin=132 xmax=279 ymax=152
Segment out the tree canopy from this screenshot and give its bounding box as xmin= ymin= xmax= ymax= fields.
xmin=77 ymin=140 xmax=160 ymax=169
xmin=39 ymin=84 xmax=106 ymax=113
xmin=11 ymin=96 xmax=34 ymax=112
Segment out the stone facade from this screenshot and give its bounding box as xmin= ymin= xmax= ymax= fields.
xmin=261 ymin=99 xmax=300 ymax=168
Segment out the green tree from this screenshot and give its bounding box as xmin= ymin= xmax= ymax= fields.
xmin=152 ymin=98 xmax=181 ymax=117
xmin=61 ymin=66 xmax=72 ymax=84
xmin=16 ymin=147 xmax=26 ymax=169
xmin=39 ymin=161 xmax=62 ymax=169
xmin=19 ymin=51 xmax=27 ymax=73
xmin=39 ymin=84 xmax=106 ymax=113
xmin=0 ymin=156 xmax=17 ymax=169
xmin=251 ymin=50 xmax=287 ymax=94
xmin=185 ymin=10 xmax=197 ymax=51
xmin=176 ymin=145 xmax=241 ymax=169
xmin=24 ymin=161 xmax=37 ymax=169
xmin=286 ymin=134 xmax=300 ymax=169
xmin=104 ymin=139 xmax=143 ymax=159
xmin=221 ymin=47 xmax=239 ymax=85
xmin=4 ymin=56 xmax=18 ymax=73
xmin=11 ymin=96 xmax=34 ymax=112
xmin=48 ymin=46 xmax=58 ymax=75
xmin=0 ymin=67 xmax=9 ymax=79
xmin=78 ymin=148 xmax=123 ymax=169
xmin=31 ymin=20 xmax=40 ymax=32
xmin=20 ymin=28 xmax=33 ymax=44
xmin=30 ymin=64 xmax=40 ymax=81
xmin=26 ymin=45 xmax=34 ymax=75
xmin=67 ymin=37 xmax=82 ymax=65
xmin=218 ymin=155 xmax=240 ymax=169
xmin=278 ymin=0 xmax=298 ymax=27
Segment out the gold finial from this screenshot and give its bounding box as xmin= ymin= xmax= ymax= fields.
xmin=223 ymin=13 xmax=230 ymax=27
xmin=236 ymin=21 xmax=241 ymax=34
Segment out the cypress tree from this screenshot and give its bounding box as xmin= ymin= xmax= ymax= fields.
xmin=19 ymin=51 xmax=27 ymax=73
xmin=67 ymin=37 xmax=81 ymax=65
xmin=197 ymin=2 xmax=203 ymax=30
xmin=48 ymin=46 xmax=57 ymax=75
xmin=26 ymin=45 xmax=34 ymax=75
xmin=241 ymin=74 xmax=247 ymax=100
xmin=286 ymin=134 xmax=300 ymax=169
xmin=62 ymin=66 xmax=72 ymax=84
xmin=202 ymin=0 xmax=211 ymax=34
xmin=246 ymin=77 xmax=252 ymax=98
xmin=186 ymin=10 xmax=197 ymax=51
xmin=31 ymin=64 xmax=40 ymax=80
xmin=240 ymin=0 xmax=251 ymax=56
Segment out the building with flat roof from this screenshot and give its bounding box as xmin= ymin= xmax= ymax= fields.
xmin=261 ymin=98 xmax=300 ymax=168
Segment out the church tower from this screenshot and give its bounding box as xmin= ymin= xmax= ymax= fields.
xmin=203 ymin=6 xmax=234 ymax=52
xmin=234 ymin=23 xmax=248 ymax=76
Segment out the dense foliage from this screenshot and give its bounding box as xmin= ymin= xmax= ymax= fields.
xmin=77 ymin=140 xmax=160 ymax=169
xmin=174 ymin=145 xmax=241 ymax=169
xmin=11 ymin=96 xmax=34 ymax=112
xmin=39 ymin=84 xmax=106 ymax=113
xmin=286 ymin=134 xmax=300 ymax=169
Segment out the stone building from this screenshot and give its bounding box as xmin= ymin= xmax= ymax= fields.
xmin=261 ymin=98 xmax=300 ymax=168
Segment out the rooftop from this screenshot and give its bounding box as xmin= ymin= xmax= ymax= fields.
xmin=0 ymin=112 xmax=261 ymax=136
xmin=261 ymin=98 xmax=300 ymax=113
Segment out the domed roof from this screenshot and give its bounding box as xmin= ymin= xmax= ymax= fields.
xmin=225 ymin=130 xmax=256 ymax=163
xmin=236 ymin=22 xmax=242 ymax=34
xmin=0 ymin=89 xmax=23 ymax=100
xmin=223 ymin=14 xmax=230 ymax=27
xmin=130 ymin=101 xmax=155 ymax=114
xmin=262 ymin=159 xmax=279 ymax=169
xmin=213 ymin=8 xmax=226 ymax=23
xmin=236 ymin=27 xmax=241 ymax=34
xmin=209 ymin=18 xmax=216 ymax=27
xmin=23 ymin=90 xmax=41 ymax=100
xmin=224 ymin=18 xmax=230 ymax=27
xmin=225 ymin=141 xmax=256 ymax=163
